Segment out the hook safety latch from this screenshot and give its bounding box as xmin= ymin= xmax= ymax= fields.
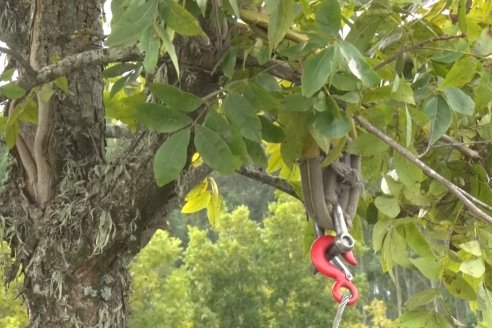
xmin=310 ymin=235 xmax=359 ymax=305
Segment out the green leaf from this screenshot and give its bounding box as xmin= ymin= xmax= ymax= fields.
xmin=150 ymin=83 xmax=202 ymax=112
xmin=245 ymin=140 xmax=267 ymax=168
xmin=259 ymin=116 xmax=285 ymax=143
xmin=381 ymin=228 xmax=409 ymax=277
xmin=347 ymin=132 xmax=389 ymax=156
xmin=4 ymin=120 xmax=19 ymax=149
xmin=345 ymin=8 xmax=385 ymax=53
xmin=137 ymin=103 xmax=192 ymax=133
xmin=374 ymin=196 xmax=400 ymax=218
xmin=223 ymin=93 xmax=262 ymax=142
xmin=338 ymin=41 xmax=380 ymax=87
xmin=459 ymin=240 xmax=482 ymax=257
xmin=265 ymin=0 xmax=295 ymax=51
xmin=154 ymin=24 xmax=180 ymax=76
xmin=394 ymin=154 xmax=423 ymax=188
xmin=54 ymin=76 xmax=69 ymax=94
xmin=159 ymin=0 xmax=204 ymax=36
xmin=411 ymin=257 xmax=441 ymax=280
xmin=227 ymin=0 xmax=240 ymax=17
xmin=194 ymin=125 xmax=237 ymax=174
xmin=282 ymin=94 xmax=314 ymax=112
xmin=472 ymin=27 xmax=492 ymax=58
xmin=39 ymin=83 xmax=54 ymax=103
xmin=301 ymin=47 xmax=335 ymax=97
xmin=423 ymin=96 xmax=452 ymax=145
xmin=140 ymin=26 xmax=160 ymax=74
xmin=404 ymin=289 xmax=440 ymax=310
xmin=398 ymin=310 xmax=452 ymax=328
xmin=0 ymin=68 xmax=15 ymax=81
xmin=443 ymin=270 xmax=477 ymax=300
xmin=315 ymin=0 xmax=341 ymax=36
xmin=153 ymin=129 xmax=190 ymax=186
xmin=391 ymin=75 xmax=415 ymax=104
xmin=441 ymin=56 xmax=478 ymax=88
xmin=405 ymin=223 xmax=434 ymax=257
xmin=309 ymin=111 xmax=351 ymax=140
xmin=0 ymin=83 xmax=26 ymax=99
xmin=103 ymin=63 xmax=137 ymax=78
xmin=442 ymin=87 xmax=475 ymax=115
xmin=372 ymin=218 xmax=392 ymax=252
xmin=460 ymin=258 xmax=485 ymax=278
xmin=105 ymin=91 xmax=144 ymax=131
xmin=475 ymin=72 xmax=492 ymax=111
xmin=107 ymin=0 xmax=158 ymax=47
xmin=279 ymin=111 xmax=308 ymax=168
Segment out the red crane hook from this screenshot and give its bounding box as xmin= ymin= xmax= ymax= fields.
xmin=310 ymin=235 xmax=359 ymax=305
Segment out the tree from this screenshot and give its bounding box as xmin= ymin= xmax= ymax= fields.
xmin=0 ymin=0 xmax=491 ymax=327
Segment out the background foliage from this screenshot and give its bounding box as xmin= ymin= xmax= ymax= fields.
xmin=1 ymin=0 xmax=492 ymax=326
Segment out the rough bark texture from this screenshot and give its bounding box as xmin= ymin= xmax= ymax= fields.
xmin=0 ymin=0 xmax=223 ymax=327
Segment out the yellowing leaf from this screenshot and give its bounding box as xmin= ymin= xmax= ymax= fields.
xmin=459 ymin=240 xmax=482 ymax=257
xmin=185 ymin=179 xmax=208 ymax=201
xmin=460 ymin=258 xmax=486 ymax=278
xmin=182 ymin=190 xmax=211 ymax=213
xmin=441 ymin=56 xmax=478 ymax=88
xmin=266 ymin=142 xmax=284 ymax=173
xmin=207 ymin=177 xmax=222 ymax=228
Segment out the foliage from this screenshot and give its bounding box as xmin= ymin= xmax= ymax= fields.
xmin=1 ymin=0 xmax=492 ymax=325
xmin=130 ymin=195 xmax=386 ymax=327
xmin=99 ymin=0 xmax=492 ymax=324
xmin=0 ymin=243 xmax=28 ymax=328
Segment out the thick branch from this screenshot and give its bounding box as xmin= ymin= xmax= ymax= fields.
xmin=19 ymin=47 xmax=143 ymax=91
xmin=239 ymin=167 xmax=299 ymax=200
xmin=354 ymin=115 xmax=492 ymax=224
xmin=440 ymin=134 xmax=481 ymax=160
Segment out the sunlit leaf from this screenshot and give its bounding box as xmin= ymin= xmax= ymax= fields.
xmin=460 ymin=258 xmax=485 ymax=278
xmin=0 ymin=83 xmax=25 ymax=99
xmin=374 ymin=196 xmax=400 ymax=218
xmin=472 ymin=26 xmax=492 ymax=58
xmin=338 ymin=41 xmax=380 ymax=87
xmin=411 ymin=257 xmax=441 ymax=280
xmin=441 ymin=56 xmax=478 ymax=88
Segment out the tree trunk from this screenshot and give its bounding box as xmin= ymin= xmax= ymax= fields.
xmin=0 ymin=0 xmax=219 ymax=326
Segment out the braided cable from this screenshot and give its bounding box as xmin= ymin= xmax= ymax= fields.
xmin=332 ymin=295 xmax=351 ymax=328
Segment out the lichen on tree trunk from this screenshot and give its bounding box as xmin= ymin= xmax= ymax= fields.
xmin=2 ymin=0 xmax=169 ymax=326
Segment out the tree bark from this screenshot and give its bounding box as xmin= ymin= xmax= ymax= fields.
xmin=0 ymin=0 xmax=222 ymax=326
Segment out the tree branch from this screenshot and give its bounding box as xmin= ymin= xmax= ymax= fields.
xmin=0 ymin=45 xmax=36 ymax=76
xmin=238 ymin=167 xmax=300 ymax=200
xmin=354 ymin=115 xmax=492 ymax=224
xmin=374 ymin=34 xmax=467 ymax=71
xmin=19 ymin=47 xmax=143 ymax=91
xmin=440 ymin=134 xmax=481 ymax=160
